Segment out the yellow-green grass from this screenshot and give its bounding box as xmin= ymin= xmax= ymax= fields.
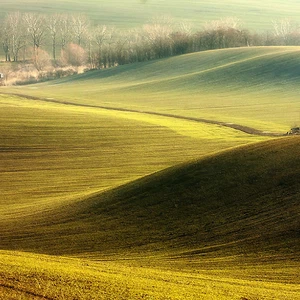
xmin=6 ymin=47 xmax=300 ymax=133
xmin=1 ymin=46 xmax=300 ymax=299
xmin=0 ymin=250 xmax=299 ymax=300
xmin=1 ymin=137 xmax=299 ymax=299
xmin=0 ymin=93 xmax=264 ymax=221
xmin=0 ymin=0 xmax=300 ymax=31
xmin=2 ymin=136 xmax=298 ymax=258
xmin=0 ymin=93 xmax=298 ymax=298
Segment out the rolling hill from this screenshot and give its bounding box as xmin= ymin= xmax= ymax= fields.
xmin=1 ymin=45 xmax=300 ymax=299
xmin=0 ymin=136 xmax=299 ymax=299
xmin=7 ymin=46 xmax=300 ymax=132
xmin=0 ymin=0 xmax=299 ymax=30
xmin=1 ymin=137 xmax=299 ymax=259
xmin=0 ymin=93 xmax=263 ymax=222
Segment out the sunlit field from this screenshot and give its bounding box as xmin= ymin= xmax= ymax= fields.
xmin=0 ymin=0 xmax=300 ymax=30
xmin=6 ymin=47 xmax=300 ymax=132
xmin=1 ymin=43 xmax=300 ymax=299
xmin=1 ymin=250 xmax=299 ymax=300
xmin=0 ymin=93 xmax=264 ymax=221
xmin=1 ymin=136 xmax=299 ymax=299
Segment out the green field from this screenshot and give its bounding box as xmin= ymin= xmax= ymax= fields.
xmin=1 ymin=45 xmax=300 ymax=299
xmin=0 ymin=249 xmax=299 ymax=300
xmin=1 ymin=131 xmax=299 ymax=299
xmin=0 ymin=93 xmax=262 ymax=221
xmin=6 ymin=46 xmax=300 ymax=132
xmin=0 ymin=0 xmax=300 ymax=30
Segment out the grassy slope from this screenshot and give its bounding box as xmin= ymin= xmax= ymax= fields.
xmin=0 ymin=0 xmax=299 ymax=30
xmin=1 ymin=137 xmax=299 ymax=258
xmin=7 ymin=46 xmax=300 ymax=132
xmin=1 ymin=46 xmax=300 ymax=299
xmin=0 ymin=251 xmax=299 ymax=300
xmin=0 ymin=93 xmax=262 ymax=221
xmin=0 ymin=137 xmax=299 ymax=299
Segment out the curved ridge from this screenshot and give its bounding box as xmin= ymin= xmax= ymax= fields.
xmin=1 ymin=137 xmax=299 ymax=258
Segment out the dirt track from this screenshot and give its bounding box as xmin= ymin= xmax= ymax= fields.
xmin=1 ymin=92 xmax=285 ymax=137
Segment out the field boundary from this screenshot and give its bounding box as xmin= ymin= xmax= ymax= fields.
xmin=1 ymin=92 xmax=284 ymax=137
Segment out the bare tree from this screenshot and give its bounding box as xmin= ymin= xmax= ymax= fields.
xmin=92 ymin=25 xmax=109 ymax=67
xmin=59 ymin=14 xmax=71 ymax=50
xmin=1 ymin=17 xmax=11 ymax=61
xmin=47 ymin=14 xmax=61 ymax=61
xmin=199 ymin=17 xmax=243 ymax=49
xmin=143 ymin=16 xmax=173 ymax=58
xmin=204 ymin=17 xmax=241 ymax=31
xmin=23 ymin=13 xmax=46 ymax=63
xmin=71 ymin=14 xmax=90 ymax=46
xmin=94 ymin=25 xmax=107 ymax=54
xmin=4 ymin=12 xmax=25 ymax=62
xmin=171 ymin=22 xmax=193 ymax=55
xmin=103 ymin=27 xmax=116 ymax=68
xmin=127 ymin=29 xmax=142 ymax=63
xmin=113 ymin=31 xmax=129 ymax=65
xmin=272 ymin=19 xmax=295 ymax=45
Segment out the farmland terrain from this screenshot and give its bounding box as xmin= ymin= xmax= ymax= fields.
xmin=0 ymin=46 xmax=299 ymax=299
xmin=0 ymin=0 xmax=300 ymax=30
xmin=0 ymin=133 xmax=299 ymax=299
xmin=6 ymin=46 xmax=300 ymax=132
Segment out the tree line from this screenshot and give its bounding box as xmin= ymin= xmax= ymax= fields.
xmin=1 ymin=12 xmax=300 ymax=77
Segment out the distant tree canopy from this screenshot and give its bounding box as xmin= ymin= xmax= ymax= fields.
xmin=0 ymin=12 xmax=299 ymax=70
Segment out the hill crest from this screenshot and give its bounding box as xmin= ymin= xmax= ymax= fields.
xmin=1 ymin=137 xmax=299 ymax=260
